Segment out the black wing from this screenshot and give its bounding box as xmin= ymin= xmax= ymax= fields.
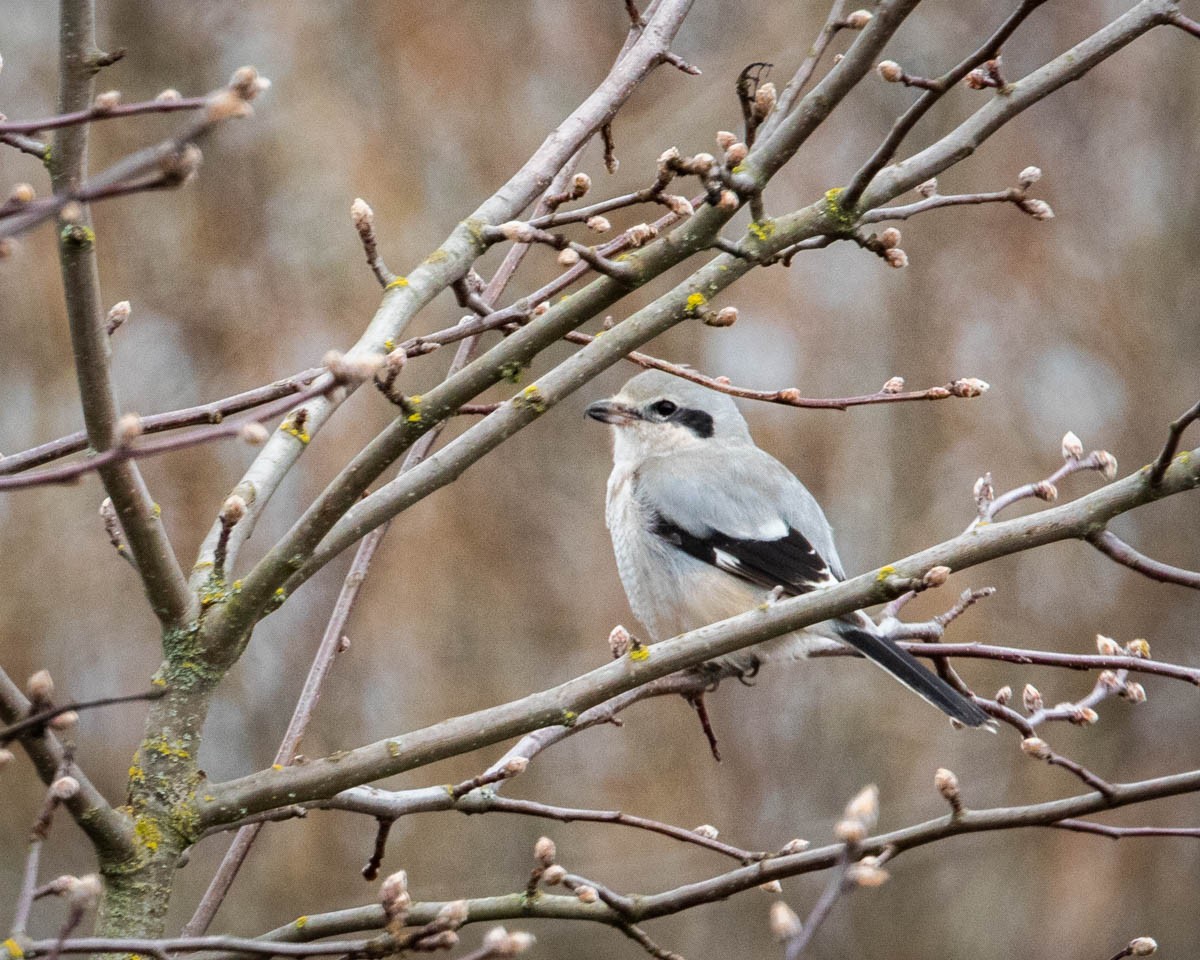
xmin=650 ymin=514 xmax=836 ymax=596
xmin=649 ymin=514 xmax=990 ymax=727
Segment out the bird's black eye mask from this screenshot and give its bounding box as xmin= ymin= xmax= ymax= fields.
xmin=645 ymin=398 xmax=714 ymax=438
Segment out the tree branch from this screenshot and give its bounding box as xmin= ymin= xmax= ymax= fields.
xmin=196 ymin=446 xmax=1198 ymax=824
xmin=51 ymin=0 xmax=194 ymax=627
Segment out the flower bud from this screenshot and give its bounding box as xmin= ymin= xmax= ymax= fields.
xmin=716 ymin=131 xmax=738 ymax=151
xmin=116 ymin=413 xmax=143 ymax=445
xmin=627 ymin=222 xmax=658 ymax=246
xmin=923 ymin=565 xmax=951 ymax=588
xmin=881 ymin=376 xmax=905 ymax=394
xmin=1094 ymin=450 xmax=1118 ymax=481
xmin=10 ymin=182 xmax=35 ymax=204
xmin=220 ymin=495 xmax=247 ymax=525
xmin=917 ymin=177 xmax=938 ymax=197
xmin=769 ymin=901 xmax=802 ymax=940
xmin=995 ymin=685 xmax=1013 ymax=705
xmin=1121 ymin=681 xmax=1147 ymax=704
xmin=1061 ymin=431 xmax=1083 ymax=460
xmin=844 ymin=784 xmax=879 ymax=826
xmin=533 ymin=836 xmax=556 ymax=867
xmin=350 ymin=197 xmax=374 ymax=229
xmin=502 ymin=756 xmax=529 ymax=777
xmin=965 ymin=68 xmax=990 ymax=89
xmin=934 ymin=768 xmax=960 ymax=804
xmin=66 ymin=874 xmax=102 ymax=909
xmin=435 ymin=899 xmax=469 ymax=928
xmin=499 ymin=221 xmax=536 ymax=243
xmin=1018 ymin=166 xmax=1043 ymax=187
xmin=575 ymin=885 xmax=598 ymax=904
xmin=1070 ymin=707 xmax=1099 ymax=725
xmin=693 ymin=824 xmax=719 ymax=840
xmin=884 ymin=248 xmax=908 ymax=268
xmin=27 ymin=669 xmax=54 ymax=702
xmin=752 ymin=82 xmax=776 ymax=121
xmin=240 ymin=422 xmax=270 ymax=445
xmin=541 ymin=864 xmax=566 ymax=885
xmin=778 ymin=838 xmax=809 ymax=855
xmin=952 ymin=377 xmax=990 ymax=397
xmin=1023 ymin=683 xmax=1043 ymax=713
xmin=878 ymin=227 xmax=901 ymax=249
xmin=49 ymin=710 xmax=79 ymax=732
xmin=704 ymin=306 xmax=738 ymax=328
xmin=380 ymin=870 xmax=410 ymax=918
xmin=1126 ymin=638 xmax=1150 ymax=658
xmin=877 ymin=60 xmax=904 ymax=83
xmin=585 ymin=215 xmax=611 ymax=233
xmin=106 ymin=300 xmax=131 ymax=335
xmin=557 ymin=247 xmax=581 ymax=267
xmin=1032 ymin=481 xmax=1058 ymax=502
xmin=847 ymin=860 xmax=889 ymax=887
xmin=571 ymin=173 xmax=591 ymax=198
xmin=0 ymin=747 xmax=14 ymax=769
xmin=51 ymin=776 xmax=80 ymax=800
xmin=1020 ymin=198 xmax=1055 ymax=221
xmin=845 ymin=9 xmax=873 ymax=28
xmin=1095 ymin=634 xmax=1121 ymax=656
xmin=483 ymin=927 xmax=535 ymax=956
xmin=93 ymin=90 xmax=122 ymax=112
xmin=1021 ymin=737 xmax=1051 ymax=759
xmin=608 ymin=624 xmax=632 ymax=659
xmin=716 ymin=189 xmax=740 ymax=211
xmin=663 ymin=194 xmax=695 ymax=217
xmin=155 ymin=88 xmax=182 ymax=103
xmin=758 ymin=880 xmax=783 ymax=894
xmin=1129 ymin=938 xmax=1157 ymax=956
xmin=724 ymin=143 xmax=748 ymax=166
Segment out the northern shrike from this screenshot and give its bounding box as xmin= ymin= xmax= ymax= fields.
xmin=586 ymin=369 xmax=987 ymax=728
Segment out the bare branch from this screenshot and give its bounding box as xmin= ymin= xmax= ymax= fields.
xmin=1148 ymin=398 xmax=1200 ymax=484
xmin=1087 ymin=530 xmax=1200 ymax=589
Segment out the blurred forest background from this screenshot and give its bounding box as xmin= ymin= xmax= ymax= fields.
xmin=1 ymin=2 xmax=1198 ymax=958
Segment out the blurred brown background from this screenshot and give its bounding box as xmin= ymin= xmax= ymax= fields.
xmin=1 ymin=2 xmax=1198 ymax=957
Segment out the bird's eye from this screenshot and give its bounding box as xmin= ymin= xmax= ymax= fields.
xmin=650 ymin=399 xmax=678 ymax=418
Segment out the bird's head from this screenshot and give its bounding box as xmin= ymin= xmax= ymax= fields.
xmin=586 ymin=370 xmax=752 ymax=464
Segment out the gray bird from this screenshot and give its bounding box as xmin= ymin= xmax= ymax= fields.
xmin=586 ymin=369 xmax=987 ymax=731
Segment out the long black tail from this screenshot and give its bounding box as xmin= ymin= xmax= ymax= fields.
xmin=833 ymin=618 xmax=989 ymax=727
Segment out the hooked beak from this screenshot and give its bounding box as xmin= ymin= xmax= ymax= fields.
xmin=585 ymin=398 xmax=639 ymax=426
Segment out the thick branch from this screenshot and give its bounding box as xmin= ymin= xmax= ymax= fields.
xmin=51 ymin=0 xmax=193 ymax=627
xmin=195 ymin=448 xmax=1199 ymax=824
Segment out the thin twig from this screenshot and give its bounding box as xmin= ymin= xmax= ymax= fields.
xmin=565 ymin=331 xmax=987 ymax=410
xmin=763 ymin=0 xmax=849 ymax=134
xmin=838 ymin=0 xmax=1049 ymax=210
xmin=0 ymin=369 xmax=326 ymax=476
xmin=810 ymin=641 xmax=1200 ymax=685
xmin=0 ymin=687 xmax=167 ymax=745
xmin=1148 ymin=398 xmax=1200 ymax=484
xmin=1051 ymin=819 xmax=1200 ymax=840
xmin=0 ymin=378 xmax=333 ymax=492
xmin=1087 ymin=530 xmax=1200 ymax=589
xmin=0 ymin=94 xmax=207 ymax=135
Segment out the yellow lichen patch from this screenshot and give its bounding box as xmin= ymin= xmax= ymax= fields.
xmin=4 ymin=939 xmax=26 ymax=959
xmin=515 ymin=384 xmax=547 ymax=413
xmin=151 ymin=676 xmax=167 ymax=687
xmin=128 ymin=764 xmax=146 ymax=784
xmin=383 ymin=339 xmax=395 ymax=351
xmin=875 ymin=565 xmax=897 ymax=581
xmin=146 ymin=736 xmax=190 ymax=760
xmin=281 ymin=419 xmax=311 ymax=444
xmin=272 ymin=763 xmax=284 ymax=771
xmin=385 ymin=276 xmax=410 ymax=290
xmin=134 ymin=815 xmax=163 ymax=851
xmin=629 ymin=646 xmax=650 ymax=661
xmin=748 ymin=220 xmax=775 ymax=241
xmin=685 ymin=292 xmax=707 ymax=314
xmin=151 ymin=503 xmax=162 ymax=519
xmin=387 ymin=740 xmax=402 ymax=757
xmin=426 ymin=248 xmax=449 ymax=263
xmin=294 ymin=916 xmax=309 ymax=929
